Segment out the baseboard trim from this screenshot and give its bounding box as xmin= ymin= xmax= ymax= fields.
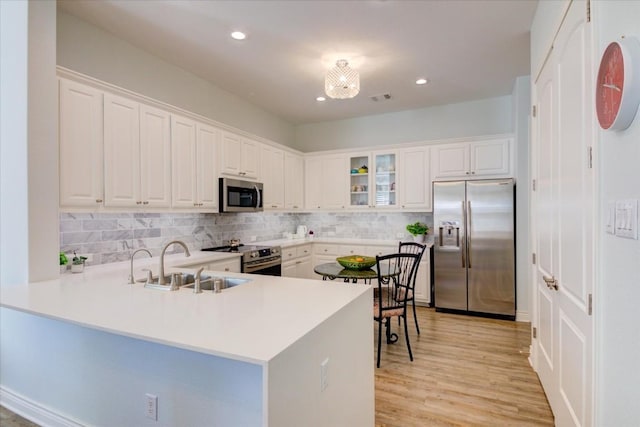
xmin=516 ymin=310 xmax=530 ymax=322
xmin=0 ymin=386 xmax=84 ymax=427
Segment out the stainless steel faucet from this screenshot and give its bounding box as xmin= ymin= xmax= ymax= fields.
xmin=158 ymin=240 xmax=191 ymax=285
xmin=128 ymin=248 xmax=152 ymax=284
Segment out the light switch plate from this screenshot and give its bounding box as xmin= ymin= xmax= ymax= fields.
xmin=606 ymin=201 xmax=616 ymax=234
xmin=615 ymin=199 xmax=638 ymax=239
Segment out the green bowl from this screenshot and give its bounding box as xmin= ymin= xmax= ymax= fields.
xmin=336 ymin=255 xmax=376 ymax=270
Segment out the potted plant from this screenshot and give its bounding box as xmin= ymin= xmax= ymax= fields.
xmin=59 ymin=252 xmax=68 ymax=274
xmin=71 ymin=251 xmax=87 ymax=273
xmin=406 ymin=222 xmax=429 ymax=243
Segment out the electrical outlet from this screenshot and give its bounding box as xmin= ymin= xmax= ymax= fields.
xmin=396 ymin=232 xmax=404 ymax=239
xmin=249 ymin=236 xmax=257 ymax=242
xmin=320 ymin=358 xmax=329 ymax=392
xmin=145 ymin=393 xmax=158 ymax=421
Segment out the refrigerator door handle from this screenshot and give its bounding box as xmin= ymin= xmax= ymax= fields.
xmin=461 ymin=202 xmax=466 ymax=268
xmin=467 ymin=200 xmax=472 ymax=269
xmin=439 ymin=227 xmax=443 ymax=246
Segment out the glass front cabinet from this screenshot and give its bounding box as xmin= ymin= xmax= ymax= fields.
xmin=348 ymin=151 xmax=397 ymax=208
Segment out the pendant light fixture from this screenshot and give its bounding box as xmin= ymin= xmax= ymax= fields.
xmin=325 ymin=59 xmax=360 ymax=99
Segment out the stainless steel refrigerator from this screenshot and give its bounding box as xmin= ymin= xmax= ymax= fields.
xmin=433 ymin=179 xmax=515 ymax=319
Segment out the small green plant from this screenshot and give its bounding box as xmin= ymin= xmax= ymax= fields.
xmin=59 ymin=252 xmax=68 ymax=266
xmin=406 ymin=222 xmax=429 ymax=236
xmin=72 ymin=251 xmax=87 ymax=265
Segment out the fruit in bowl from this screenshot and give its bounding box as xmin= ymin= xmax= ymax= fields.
xmin=336 ymin=255 xmax=376 ymax=270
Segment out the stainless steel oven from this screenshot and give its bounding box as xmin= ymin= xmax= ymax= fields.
xmin=203 ymin=244 xmax=281 ymax=276
xmin=219 ymin=178 xmax=263 ymax=213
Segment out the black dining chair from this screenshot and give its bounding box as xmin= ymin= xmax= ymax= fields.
xmin=398 ymin=241 xmax=427 ymax=334
xmin=374 ymin=252 xmax=420 ymax=368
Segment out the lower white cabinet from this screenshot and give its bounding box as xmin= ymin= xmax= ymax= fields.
xmin=282 ymin=244 xmax=313 ymax=279
xmin=413 ymin=254 xmax=431 ymax=305
xmin=208 ymin=258 xmax=241 ymax=274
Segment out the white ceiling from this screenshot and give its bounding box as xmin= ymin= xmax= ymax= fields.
xmin=58 ymin=0 xmax=537 ymax=125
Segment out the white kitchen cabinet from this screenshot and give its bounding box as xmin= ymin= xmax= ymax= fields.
xmin=431 ymin=138 xmax=512 ymax=179
xmin=220 ymin=131 xmax=259 ymax=179
xmin=284 ymin=152 xmax=304 ymax=210
xmin=413 ymin=253 xmax=431 ymax=305
xmin=103 ymin=96 xmax=172 ymax=208
xmin=304 ymin=154 xmax=347 ymax=210
xmin=282 ymin=244 xmax=312 ymax=279
xmin=171 ymin=115 xmax=219 ymax=209
xmin=260 ymin=145 xmax=285 ymax=209
xmin=208 ymin=257 xmax=241 ymax=273
xmin=348 ymin=151 xmax=398 ymax=209
xmin=348 ymin=153 xmax=371 ymax=208
xmin=399 ymin=146 xmax=431 ymax=211
xmin=59 ymin=79 xmax=104 ymax=207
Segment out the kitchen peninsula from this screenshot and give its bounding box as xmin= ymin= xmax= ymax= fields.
xmin=0 ymin=252 xmax=374 ymax=426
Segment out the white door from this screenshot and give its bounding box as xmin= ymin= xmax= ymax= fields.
xmin=532 ymin=3 xmax=594 ymax=426
xmin=196 ymin=123 xmax=218 ymax=209
xmin=59 ymin=79 xmax=104 ymax=207
xmin=171 ymin=115 xmax=197 ymax=208
xmin=140 ymin=104 xmax=171 ymax=207
xmin=103 ymin=94 xmax=140 ymax=207
xmin=400 ymin=146 xmax=431 ymax=211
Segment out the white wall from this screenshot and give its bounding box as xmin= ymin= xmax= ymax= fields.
xmin=57 ymin=9 xmax=296 ymax=148
xmin=0 ymin=308 xmax=263 ymax=426
xmin=295 ymin=95 xmax=513 ymax=152
xmin=512 ymin=75 xmax=532 ymax=321
xmin=593 ymin=1 xmax=640 ymax=424
xmin=0 ymin=0 xmax=58 ymax=284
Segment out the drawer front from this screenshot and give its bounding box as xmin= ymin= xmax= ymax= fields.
xmin=282 ymin=247 xmax=297 ymax=261
xmin=314 ymin=244 xmax=339 ymax=256
xmin=296 ymin=244 xmax=312 ymax=258
xmin=362 ymin=245 xmax=394 ymax=257
xmin=209 ymin=258 xmax=241 ymax=273
xmin=339 ymin=245 xmax=365 ymax=256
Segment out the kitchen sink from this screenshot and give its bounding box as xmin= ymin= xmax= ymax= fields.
xmin=181 ymin=276 xmax=251 ymax=291
xmin=143 ymin=272 xmax=212 ymax=290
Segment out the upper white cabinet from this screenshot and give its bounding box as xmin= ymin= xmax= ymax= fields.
xmin=399 ymin=146 xmax=431 ymax=211
xmin=348 ymin=151 xmax=398 ymax=209
xmin=305 ymin=154 xmax=347 ymax=210
xmin=171 ymin=115 xmax=218 ymax=210
xmin=284 ymin=152 xmax=304 ymax=210
xmin=220 ymin=131 xmax=259 ymax=179
xmin=260 ymin=145 xmax=285 ymax=209
xmin=59 ymin=79 xmax=104 ymax=207
xmin=103 ymin=94 xmax=172 ymax=208
xmin=431 ymin=138 xmax=512 ymax=179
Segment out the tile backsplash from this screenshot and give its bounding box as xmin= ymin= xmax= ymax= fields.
xmin=60 ymin=211 xmax=432 ymax=266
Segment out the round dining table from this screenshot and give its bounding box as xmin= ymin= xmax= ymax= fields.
xmin=313 ymin=262 xmax=398 ymax=284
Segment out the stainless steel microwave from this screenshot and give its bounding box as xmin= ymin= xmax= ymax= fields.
xmin=219 ymin=178 xmax=263 ymax=213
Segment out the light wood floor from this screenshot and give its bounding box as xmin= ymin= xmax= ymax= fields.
xmin=1 ymin=307 xmax=553 ymax=427
xmin=375 ymin=306 xmax=554 ymax=426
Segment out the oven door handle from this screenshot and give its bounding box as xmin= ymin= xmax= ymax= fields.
xmin=244 ymin=257 xmax=281 ymax=273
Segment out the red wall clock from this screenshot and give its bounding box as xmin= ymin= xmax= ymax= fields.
xmin=596 ymin=36 xmax=640 ymax=131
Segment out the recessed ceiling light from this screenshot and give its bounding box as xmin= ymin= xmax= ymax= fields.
xmin=231 ymin=31 xmax=246 ymax=41
xmin=316 ymin=96 xmax=326 ymax=102
xmin=416 ymin=78 xmax=429 ymax=85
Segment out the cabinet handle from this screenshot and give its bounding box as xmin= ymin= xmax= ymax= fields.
xmin=96 ymin=199 xmax=103 ymax=203
xmin=225 ymin=267 xmax=230 ymax=271
xmin=466 ymin=171 xmax=470 ymax=175
xmin=471 ymin=171 xmax=476 ymax=175
xmin=143 ymin=201 xmax=149 ymax=205
xmin=136 ymin=201 xmax=142 ymax=205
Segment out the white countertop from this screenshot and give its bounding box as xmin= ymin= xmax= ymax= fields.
xmin=0 ymin=251 xmax=371 ymax=366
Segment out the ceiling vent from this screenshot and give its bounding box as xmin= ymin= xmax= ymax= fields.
xmin=370 ymin=93 xmax=392 ymax=102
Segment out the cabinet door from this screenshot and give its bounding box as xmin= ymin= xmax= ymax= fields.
xmin=470 ymin=138 xmax=511 ymax=176
xmin=323 ymin=155 xmax=347 ymax=209
xmin=284 ymin=152 xmax=304 ymax=210
xmin=220 ymin=132 xmax=242 ymax=176
xmin=196 ymin=123 xmax=218 ymax=209
xmin=241 ymin=139 xmax=260 ymax=179
xmin=431 ymin=143 xmax=469 ymax=178
xmin=305 ymin=157 xmax=323 ymax=209
xmin=140 ymin=104 xmax=171 ymax=207
xmin=413 ymin=259 xmax=431 ymax=304
xmin=282 ymin=261 xmax=297 ymax=278
xmin=372 ymin=151 xmax=397 ymax=208
xmin=261 ymin=145 xmax=285 ymax=209
xmin=209 ymin=258 xmax=241 ymax=273
xmin=400 ymin=146 xmax=431 ymax=211
xmin=171 ymin=115 xmax=197 ymax=208
xmin=59 ymin=79 xmax=104 ymax=207
xmin=103 ymin=94 xmax=140 ymax=207
xmin=297 ymin=257 xmax=313 ymax=279
xmin=348 ymin=153 xmax=371 ymax=208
